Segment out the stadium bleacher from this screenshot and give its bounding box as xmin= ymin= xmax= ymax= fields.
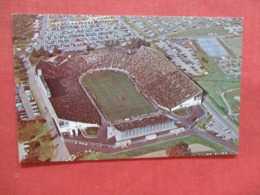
xmin=37 ymin=46 xmax=202 ymax=127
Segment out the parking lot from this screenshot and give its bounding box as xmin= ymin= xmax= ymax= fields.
xmin=157 ymin=38 xmax=207 ymax=77
xmin=15 ymin=83 xmax=41 ymax=121
xmin=41 ymin=15 xmax=140 ymax=51
xmin=215 ymin=56 xmax=241 ymax=79
xmin=204 ymin=117 xmax=236 ymax=142
xmin=124 ymin=16 xmax=242 ymax=39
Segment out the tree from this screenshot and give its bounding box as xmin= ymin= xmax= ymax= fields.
xmin=114 ymin=40 xmax=120 ymax=46
xmin=86 ymin=45 xmax=94 ymax=52
xmin=53 ymin=46 xmax=62 ymax=54
xmin=38 ymin=46 xmax=45 ymax=56
xmin=44 ymin=50 xmax=53 ymax=57
xmin=166 ymin=142 xmax=191 ymax=157
xmin=129 ymin=38 xmax=151 ymax=49
xmin=31 ymin=48 xmax=38 ymax=57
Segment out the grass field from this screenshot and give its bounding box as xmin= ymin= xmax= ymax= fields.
xmin=80 ymin=135 xmax=232 ymax=160
xmin=223 ymin=37 xmax=242 ymax=56
xmin=81 ymin=71 xmax=156 ymax=121
xmin=85 ymin=128 xmax=98 ymax=136
xmin=224 ymin=89 xmax=240 ymax=114
xmin=172 ymin=108 xmax=189 ymax=117
xmin=171 ymin=26 xmax=228 ymax=37
xmin=194 ymin=51 xmax=240 ymax=125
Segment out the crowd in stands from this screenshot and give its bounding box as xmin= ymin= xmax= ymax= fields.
xmin=73 ymin=46 xmax=202 ymax=109
xmin=37 ymin=60 xmax=101 ymax=124
xmin=37 ymin=46 xmax=201 ymax=127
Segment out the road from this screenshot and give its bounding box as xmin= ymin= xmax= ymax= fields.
xmin=203 ymin=100 xmax=239 ymax=138
xmin=41 ymin=15 xmax=49 ymax=48
xmin=23 ymin=55 xmax=70 ymax=161
xmin=64 ymin=123 xmax=238 ymax=156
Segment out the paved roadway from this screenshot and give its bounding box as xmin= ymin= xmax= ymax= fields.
xmin=203 ymin=100 xmax=239 ymax=138
xmin=40 ymin=15 xmax=49 ymax=48
xmin=24 ymin=56 xmax=70 ymax=161
xmin=65 ymin=126 xmax=238 ymax=156
xmin=191 ymin=128 xmax=238 ymax=153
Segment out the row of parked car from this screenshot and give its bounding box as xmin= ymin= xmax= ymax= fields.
xmin=16 ymin=87 xmax=28 ymax=121
xmin=15 ymin=83 xmax=41 ymax=121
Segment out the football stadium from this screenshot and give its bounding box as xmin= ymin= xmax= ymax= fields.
xmin=36 ymin=46 xmax=203 ymax=147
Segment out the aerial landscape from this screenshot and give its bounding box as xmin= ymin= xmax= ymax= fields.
xmin=12 ymin=14 xmax=243 ymax=163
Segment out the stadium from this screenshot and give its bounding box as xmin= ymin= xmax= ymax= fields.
xmin=36 ymin=46 xmax=203 ymax=147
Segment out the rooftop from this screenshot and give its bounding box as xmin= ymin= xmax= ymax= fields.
xmin=113 ymin=115 xmax=173 ymax=131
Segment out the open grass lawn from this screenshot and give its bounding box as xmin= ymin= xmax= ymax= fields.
xmin=217 ymin=38 xmax=236 ymax=57
xmin=224 ymin=89 xmax=240 ymax=114
xmin=173 ymin=108 xmax=189 ymax=117
xmin=80 ymin=135 xmax=232 ymax=160
xmin=223 ymin=37 xmax=242 ymax=56
xmin=81 ymin=71 xmax=155 ymax=121
xmin=194 ymin=52 xmax=240 ymax=119
xmin=85 ymin=128 xmax=98 ymax=136
xmin=172 ymin=26 xmax=228 ymax=37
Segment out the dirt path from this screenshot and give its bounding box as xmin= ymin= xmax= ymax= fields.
xmin=133 ymin=150 xmax=167 ymax=158
xmin=189 ymin=143 xmax=214 ymax=153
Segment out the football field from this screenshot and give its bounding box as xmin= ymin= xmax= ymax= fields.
xmin=81 ymin=71 xmax=156 ymax=121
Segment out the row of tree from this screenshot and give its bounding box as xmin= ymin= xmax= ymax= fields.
xmin=31 ymin=46 xmax=62 ymax=58
xmin=129 ymin=38 xmax=151 ymax=49
xmin=166 ymin=142 xmax=191 ymax=157
xmin=104 ymin=38 xmax=151 ymax=49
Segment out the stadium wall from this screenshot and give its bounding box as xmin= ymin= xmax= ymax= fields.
xmin=108 ymin=121 xmax=177 ymax=142
xmin=36 ymin=69 xmax=51 ymax=98
xmin=57 ymin=119 xmax=99 ymax=136
xmin=170 ymin=91 xmax=203 ymax=111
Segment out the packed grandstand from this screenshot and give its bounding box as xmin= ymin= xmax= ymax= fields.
xmin=36 ymin=46 xmax=203 ymax=142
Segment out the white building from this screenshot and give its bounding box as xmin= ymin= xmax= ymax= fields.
xmin=171 ymin=92 xmax=203 ymax=112
xmin=107 ymin=117 xmax=186 ymax=147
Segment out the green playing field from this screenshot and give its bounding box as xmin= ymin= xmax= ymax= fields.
xmin=81 ymin=71 xmax=156 ymax=121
